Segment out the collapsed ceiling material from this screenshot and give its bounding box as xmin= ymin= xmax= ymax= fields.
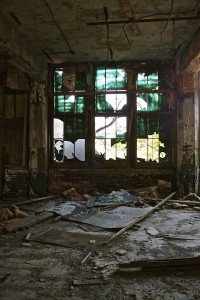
xmin=0 ymin=0 xmax=199 ymax=63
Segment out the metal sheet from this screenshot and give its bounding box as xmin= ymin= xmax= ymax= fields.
xmin=64 ymin=206 xmax=152 ymax=229
xmin=37 ymin=198 xmax=152 ymax=229
xmin=36 ymin=200 xmax=78 ymax=216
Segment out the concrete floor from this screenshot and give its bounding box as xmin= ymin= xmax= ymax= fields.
xmin=1 ymin=206 xmax=200 ymax=300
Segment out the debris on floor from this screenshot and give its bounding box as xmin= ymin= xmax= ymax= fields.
xmin=1 ymin=186 xmax=200 ymax=299
xmin=31 ymin=228 xmax=113 ymax=249
xmin=0 ymin=211 xmax=55 ymax=233
xmin=0 ymin=204 xmax=27 ymax=221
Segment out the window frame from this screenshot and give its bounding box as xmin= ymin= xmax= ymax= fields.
xmin=49 ymin=63 xmax=175 ymax=169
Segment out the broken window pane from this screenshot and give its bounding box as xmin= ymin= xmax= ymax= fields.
xmin=54 ymin=95 xmax=85 ymax=113
xmin=64 ymin=139 xmax=85 ymax=161
xmin=137 ymin=72 xmax=158 ymax=90
xmin=54 ymin=118 xmax=64 ymax=139
xmin=137 ymin=115 xmax=170 ymax=163
xmin=54 ymin=68 xmax=63 ymax=92
xmin=95 ymin=67 xmax=126 ymax=91
xmin=137 ymin=93 xmax=169 ymax=112
xmin=95 ymin=94 xmax=127 ymax=113
xmin=54 ymin=140 xmax=64 ymax=162
xmin=95 ymin=116 xmax=127 ymax=161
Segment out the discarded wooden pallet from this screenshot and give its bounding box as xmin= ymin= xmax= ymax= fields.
xmin=0 ymin=212 xmax=55 ymax=233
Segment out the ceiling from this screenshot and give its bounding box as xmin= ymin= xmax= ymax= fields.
xmin=0 ymin=0 xmax=200 ymax=64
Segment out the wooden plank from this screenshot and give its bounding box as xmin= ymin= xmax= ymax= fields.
xmin=104 ymin=191 xmax=176 ymax=245
xmin=1 ymin=212 xmax=55 ymax=233
xmin=144 ymin=197 xmax=200 ymax=206
xmin=119 ymin=257 xmax=200 ymax=270
xmin=120 ymin=0 xmax=139 ymax=35
xmin=73 ymin=279 xmax=103 ymax=285
xmin=16 ymin=195 xmax=58 ymax=206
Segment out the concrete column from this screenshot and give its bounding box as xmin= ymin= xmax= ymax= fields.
xmin=29 ymin=79 xmax=48 ymax=195
xmin=177 ymin=73 xmax=199 ymax=195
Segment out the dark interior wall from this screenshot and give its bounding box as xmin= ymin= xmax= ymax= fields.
xmin=48 ymin=168 xmax=176 ymax=195
xmin=0 ymin=68 xmax=30 ymax=195
xmin=0 ymin=118 xmax=24 ymax=165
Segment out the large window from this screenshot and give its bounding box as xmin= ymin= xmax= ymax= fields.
xmin=51 ymin=63 xmax=173 ymax=167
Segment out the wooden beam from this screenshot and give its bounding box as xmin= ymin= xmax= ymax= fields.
xmin=143 ymin=197 xmax=200 ymax=206
xmin=104 ymin=191 xmax=176 ymax=245
xmin=120 ymin=0 xmax=139 ymax=35
xmin=15 ymin=195 xmax=58 ymax=206
xmin=119 ymin=256 xmax=200 ymax=270
xmin=1 ymin=212 xmax=55 ymax=233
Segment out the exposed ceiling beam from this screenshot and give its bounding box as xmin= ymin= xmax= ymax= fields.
xmin=87 ymin=16 xmax=200 ymax=26
xmin=120 ymin=0 xmax=139 ymax=35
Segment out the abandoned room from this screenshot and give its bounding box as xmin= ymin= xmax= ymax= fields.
xmin=0 ymin=0 xmax=200 ymax=299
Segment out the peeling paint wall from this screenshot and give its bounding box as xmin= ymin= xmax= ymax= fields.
xmin=29 ymin=79 xmax=48 ymax=195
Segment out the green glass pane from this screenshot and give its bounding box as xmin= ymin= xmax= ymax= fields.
xmin=95 ymin=95 xmax=114 ymax=113
xmin=64 ymin=117 xmax=74 ymax=139
xmin=95 ymin=67 xmax=105 ymax=90
xmin=95 ymin=67 xmax=126 ymax=91
xmin=105 ymin=69 xmax=117 ymax=90
xmin=148 ymin=116 xmax=158 ymax=135
xmin=116 ymin=131 xmax=126 ymax=138
xmin=116 ymin=69 xmax=126 ymax=89
xmin=54 ymin=95 xmax=63 ymax=113
xmin=54 ymin=95 xmax=75 ymax=113
xmin=64 ymin=95 xmax=75 ymax=112
xmin=148 ymin=72 xmax=158 ymax=89
xmin=76 ymin=96 xmax=85 ymax=113
xmin=75 ymin=117 xmax=85 ymax=138
xmin=96 ymin=94 xmax=105 ymax=113
xmin=137 ymin=93 xmax=147 ymax=111
xmin=148 ymin=94 xmax=159 ymax=111
xmin=106 ymin=68 xmax=126 ymax=90
xmin=137 ymin=93 xmax=169 ymax=112
xmin=54 ymin=69 xmax=63 ymax=92
xmin=137 ymin=72 xmax=158 ymax=90
xmin=137 ymin=116 xmax=147 ymax=138
xmin=64 ymin=117 xmax=85 ymax=140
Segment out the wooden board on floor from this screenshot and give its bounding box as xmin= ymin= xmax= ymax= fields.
xmin=0 ymin=212 xmax=55 ymax=233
